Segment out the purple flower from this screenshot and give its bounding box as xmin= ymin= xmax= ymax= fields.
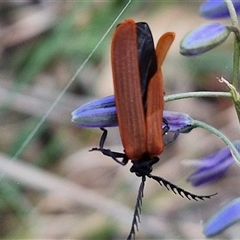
xmin=200 ymin=0 xmax=240 ymax=19
xmin=71 ymin=95 xmax=194 ymax=133
xmin=180 ymin=23 xmax=231 ymax=56
xmin=204 ymin=197 xmax=240 ymax=237
xmin=187 ymin=141 xmax=240 ymax=187
xmin=71 ymin=96 xmax=118 ymax=128
xmin=162 ymin=110 xmax=194 ymax=133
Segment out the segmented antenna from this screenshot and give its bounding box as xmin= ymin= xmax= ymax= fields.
xmin=127 ymin=176 xmax=146 ymax=240
xmin=148 ymin=174 xmax=217 ymax=201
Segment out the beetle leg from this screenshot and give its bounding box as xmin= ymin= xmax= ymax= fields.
xmin=90 ymin=128 xmax=129 ymax=165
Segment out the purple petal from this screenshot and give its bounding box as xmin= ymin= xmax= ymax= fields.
xmin=71 ymin=96 xmax=118 ymax=128
xmin=162 ymin=110 xmax=194 ymax=133
xmin=71 ymin=96 xmax=194 ymax=132
xmin=187 ymin=141 xmax=240 ymax=186
xmin=204 ymin=198 xmax=240 ymax=237
xmin=200 ymin=0 xmax=240 ymax=19
xmin=180 ymin=23 xmax=231 ymax=56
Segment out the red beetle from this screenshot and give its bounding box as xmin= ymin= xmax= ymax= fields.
xmin=91 ymin=19 xmax=215 ymax=239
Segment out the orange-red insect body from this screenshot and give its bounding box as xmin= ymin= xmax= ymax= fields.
xmin=111 ymin=19 xmax=174 ymax=164
xmin=111 ymin=20 xmax=148 ymax=160
xmin=91 ymin=19 xmax=216 ymax=240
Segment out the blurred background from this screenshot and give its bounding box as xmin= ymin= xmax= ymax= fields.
xmin=0 ymin=0 xmax=239 ymax=239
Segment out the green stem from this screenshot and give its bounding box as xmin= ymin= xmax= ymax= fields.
xmin=164 ymin=91 xmax=231 ymax=102
xmin=192 ymin=120 xmax=240 ymax=164
xmin=219 ymin=77 xmax=240 ymax=123
xmin=224 ymin=0 xmax=239 ymax=29
xmin=224 ymin=0 xmax=240 ymax=120
xmin=232 ymin=33 xmax=240 ymax=90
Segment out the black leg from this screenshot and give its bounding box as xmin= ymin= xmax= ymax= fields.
xmin=90 ymin=128 xmax=129 ymax=165
xmin=99 ymin=127 xmax=107 ymax=148
xmin=164 ymin=130 xmax=180 ymax=147
xmin=162 ymin=118 xmax=170 ymax=135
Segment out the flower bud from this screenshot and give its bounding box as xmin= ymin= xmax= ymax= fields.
xmin=187 ymin=141 xmax=240 ymax=186
xmin=180 ymin=23 xmax=231 ymax=56
xmin=204 ymin=197 xmax=240 ymax=237
xmin=200 ymin=0 xmax=240 ymax=19
xmin=72 ymin=96 xmax=194 ymax=133
xmin=71 ymin=96 xmax=118 ymax=128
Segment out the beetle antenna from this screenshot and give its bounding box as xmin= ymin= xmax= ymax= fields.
xmin=148 ymin=174 xmax=217 ymax=201
xmin=127 ymin=176 xmax=146 ymax=240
